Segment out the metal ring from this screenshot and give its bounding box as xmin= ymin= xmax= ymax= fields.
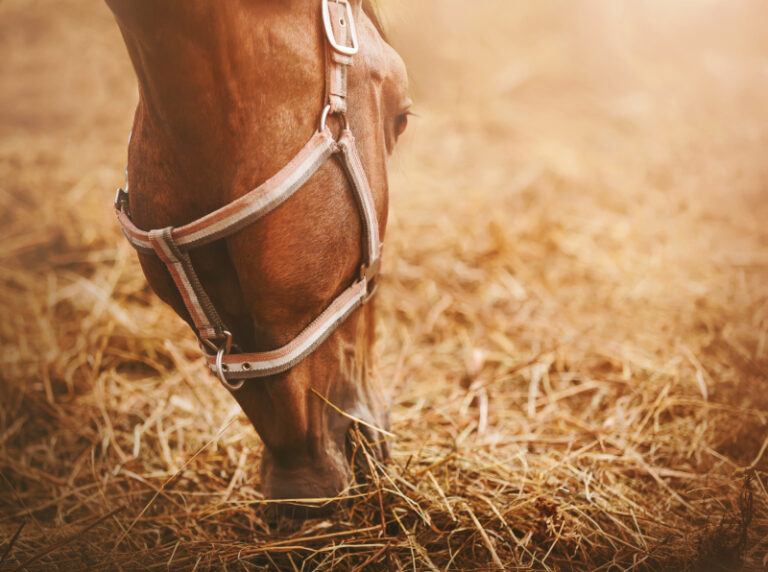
xmin=216 ymin=346 xmax=244 ymax=391
xmin=319 ymin=104 xmax=349 ymax=133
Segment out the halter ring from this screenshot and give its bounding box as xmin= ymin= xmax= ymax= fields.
xmin=214 ymin=331 xmax=243 ymax=391
xmin=319 ymin=104 xmax=349 ymax=133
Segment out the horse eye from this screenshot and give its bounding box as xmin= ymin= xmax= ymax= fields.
xmin=394 ymin=113 xmax=409 ymax=139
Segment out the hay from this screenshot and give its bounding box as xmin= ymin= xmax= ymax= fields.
xmin=1 ymin=0 xmax=767 ymax=569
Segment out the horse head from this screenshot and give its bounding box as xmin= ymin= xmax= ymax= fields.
xmin=107 ymin=0 xmax=410 ymax=507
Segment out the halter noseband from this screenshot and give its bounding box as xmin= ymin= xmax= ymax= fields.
xmin=114 ymin=0 xmax=381 ymax=391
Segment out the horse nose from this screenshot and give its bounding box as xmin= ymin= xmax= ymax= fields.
xmin=260 ymin=448 xmax=353 ymax=515
xmin=260 ymin=428 xmax=390 ymax=518
xmin=258 ymin=399 xmax=391 ymax=519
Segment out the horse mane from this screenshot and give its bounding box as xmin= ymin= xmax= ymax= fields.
xmin=362 ymin=0 xmax=388 ymax=43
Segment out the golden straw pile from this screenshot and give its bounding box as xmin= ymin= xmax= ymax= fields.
xmin=1 ymin=0 xmax=767 ymax=569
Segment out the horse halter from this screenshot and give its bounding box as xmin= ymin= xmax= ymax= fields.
xmin=114 ymin=0 xmax=381 ymax=391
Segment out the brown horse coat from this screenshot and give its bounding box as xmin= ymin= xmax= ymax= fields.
xmin=107 ymin=0 xmax=410 ymax=501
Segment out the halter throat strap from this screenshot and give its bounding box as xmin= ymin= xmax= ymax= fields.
xmin=114 ymin=0 xmax=381 ymax=390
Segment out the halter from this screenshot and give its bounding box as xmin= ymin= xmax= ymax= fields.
xmin=114 ymin=0 xmax=381 ymax=391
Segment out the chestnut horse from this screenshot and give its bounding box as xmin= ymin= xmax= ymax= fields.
xmin=107 ymin=0 xmax=409 ymax=505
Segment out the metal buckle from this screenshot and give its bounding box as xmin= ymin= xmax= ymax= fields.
xmin=214 ymin=331 xmax=244 ymax=391
xmin=322 ymin=0 xmax=359 ymax=56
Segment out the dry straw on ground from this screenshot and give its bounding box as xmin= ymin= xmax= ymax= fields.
xmin=1 ymin=0 xmax=767 ymax=570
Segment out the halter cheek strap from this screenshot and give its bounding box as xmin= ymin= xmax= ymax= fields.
xmin=115 ymin=0 xmax=381 ymax=390
xmin=323 ymin=0 xmax=357 ymax=114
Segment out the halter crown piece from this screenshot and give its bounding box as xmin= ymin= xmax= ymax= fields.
xmin=114 ymin=0 xmax=381 ymax=391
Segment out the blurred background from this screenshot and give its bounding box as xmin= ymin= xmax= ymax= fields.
xmin=1 ymin=0 xmax=767 ymax=569
xmin=383 ymin=0 xmax=767 ymax=378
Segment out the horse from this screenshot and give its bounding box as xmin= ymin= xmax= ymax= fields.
xmin=106 ymin=0 xmax=410 ymax=508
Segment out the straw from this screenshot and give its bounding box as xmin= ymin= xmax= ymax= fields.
xmin=1 ymin=0 xmax=767 ymax=569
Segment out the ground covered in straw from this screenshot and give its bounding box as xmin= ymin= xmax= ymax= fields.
xmin=1 ymin=0 xmax=767 ymax=570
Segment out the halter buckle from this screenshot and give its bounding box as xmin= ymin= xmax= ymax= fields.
xmin=322 ymin=0 xmax=359 ymax=56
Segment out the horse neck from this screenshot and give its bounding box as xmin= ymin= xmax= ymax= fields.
xmin=109 ymin=2 xmax=254 ymax=154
